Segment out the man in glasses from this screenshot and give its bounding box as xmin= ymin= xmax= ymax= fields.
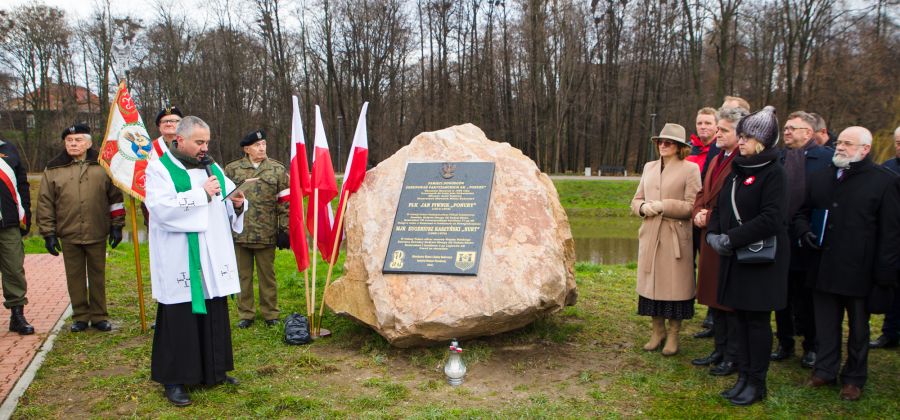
xmin=772 ymin=111 xmax=833 ymax=369
xmin=153 ymin=106 xmax=183 ymax=156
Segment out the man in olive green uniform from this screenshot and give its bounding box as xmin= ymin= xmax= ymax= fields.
xmin=0 ymin=137 xmax=34 ymax=335
xmin=36 ymin=124 xmax=125 ymax=332
xmin=224 ymin=129 xmax=289 ymax=328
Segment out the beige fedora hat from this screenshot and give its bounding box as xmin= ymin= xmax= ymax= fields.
xmin=650 ymin=123 xmax=689 ymax=147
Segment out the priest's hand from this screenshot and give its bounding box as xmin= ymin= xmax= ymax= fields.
xmin=109 ymin=226 xmax=123 ymax=248
xmin=229 ymin=190 xmax=245 ymax=209
xmin=44 ymin=235 xmax=61 ymax=256
xmin=276 ymin=230 xmax=290 ymax=250
xmin=203 ymin=176 xmax=221 ymax=197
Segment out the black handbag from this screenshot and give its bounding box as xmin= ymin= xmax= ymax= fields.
xmin=730 ymin=180 xmax=777 ymax=264
xmin=284 ymin=313 xmax=312 ymax=345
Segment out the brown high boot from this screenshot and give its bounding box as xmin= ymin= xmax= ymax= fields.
xmin=662 ymin=319 xmax=681 ymax=356
xmin=643 ymin=317 xmax=666 ymax=351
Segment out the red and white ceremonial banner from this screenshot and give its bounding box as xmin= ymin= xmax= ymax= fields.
xmin=0 ymin=158 xmax=26 ymax=228
xmin=289 ymin=95 xmax=312 ymax=271
xmin=332 ymin=102 xmax=369 ymax=256
xmin=99 ymin=81 xmax=158 ymax=200
xmin=307 ymin=105 xmax=338 ymax=263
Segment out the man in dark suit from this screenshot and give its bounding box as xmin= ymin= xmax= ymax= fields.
xmin=794 ymin=126 xmax=900 ymax=401
xmin=870 ymin=125 xmax=900 ymax=349
xmin=772 ymin=111 xmax=833 ymax=368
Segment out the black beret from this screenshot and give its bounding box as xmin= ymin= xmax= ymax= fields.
xmin=241 ymin=129 xmax=266 ymax=147
xmin=155 ymin=106 xmax=184 ymax=126
xmin=61 ymin=123 xmax=90 ymax=140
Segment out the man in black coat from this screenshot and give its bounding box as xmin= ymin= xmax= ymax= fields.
xmin=0 ymin=138 xmax=34 ymax=335
xmin=772 ymin=111 xmax=834 ymax=368
xmin=793 ymin=126 xmax=900 ymax=401
xmin=870 ymin=125 xmax=900 ymax=349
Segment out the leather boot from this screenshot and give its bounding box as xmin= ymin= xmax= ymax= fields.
xmin=643 ymin=317 xmax=666 ymax=351
xmin=720 ymin=373 xmax=747 ymax=399
xmin=729 ymin=377 xmax=766 ymax=406
xmin=662 ymin=319 xmax=681 ymax=356
xmin=9 ymin=306 xmax=35 ymax=335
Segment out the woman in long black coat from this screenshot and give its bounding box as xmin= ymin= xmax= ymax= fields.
xmin=706 ymin=106 xmax=789 ymax=406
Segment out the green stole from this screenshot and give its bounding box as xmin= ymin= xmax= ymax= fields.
xmin=159 ymin=153 xmax=226 ymax=314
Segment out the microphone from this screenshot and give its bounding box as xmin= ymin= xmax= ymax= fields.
xmin=198 ymin=156 xmax=219 ymax=196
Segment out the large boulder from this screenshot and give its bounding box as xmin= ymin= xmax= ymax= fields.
xmin=324 ymin=124 xmax=575 ymax=347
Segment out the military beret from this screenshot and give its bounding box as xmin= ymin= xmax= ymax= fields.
xmin=241 ymin=129 xmax=266 ymax=147
xmin=61 ymin=123 xmax=90 ymax=140
xmin=155 ymin=106 xmax=184 ymax=126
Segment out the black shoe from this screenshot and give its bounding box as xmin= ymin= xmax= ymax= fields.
xmin=164 ymin=384 xmax=191 ymax=406
xmin=729 ymin=380 xmax=766 ymax=406
xmin=70 ymin=321 xmax=89 ymax=332
xmin=770 ymin=344 xmax=794 ymax=361
xmin=721 ymin=374 xmax=747 ymax=399
xmin=702 ymin=311 xmax=714 ymax=329
xmin=237 ymin=319 xmax=254 ymax=329
xmin=709 ymin=361 xmax=737 ymax=376
xmin=869 ymin=335 xmax=899 ymax=349
xmin=691 ymin=350 xmax=723 ymax=366
xmin=264 ymin=319 xmax=280 ymax=327
xmin=222 ymin=375 xmax=239 ymax=385
xmin=9 ymin=305 xmax=35 ymax=335
xmin=693 ymin=328 xmax=715 ymax=339
xmin=800 ymin=351 xmax=816 ymax=368
xmin=92 ymin=320 xmax=113 ymax=332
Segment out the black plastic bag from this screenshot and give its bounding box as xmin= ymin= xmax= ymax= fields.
xmin=284 ymin=313 xmax=312 ymax=345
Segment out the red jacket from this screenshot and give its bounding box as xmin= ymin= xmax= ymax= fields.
xmin=686 ymin=134 xmax=714 ymax=174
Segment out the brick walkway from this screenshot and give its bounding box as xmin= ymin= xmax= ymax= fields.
xmin=0 ymin=254 xmax=69 ymax=406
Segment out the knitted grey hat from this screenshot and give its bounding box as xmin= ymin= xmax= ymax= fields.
xmin=737 ymin=105 xmax=779 ymax=148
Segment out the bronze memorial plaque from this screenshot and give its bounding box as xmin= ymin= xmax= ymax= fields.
xmin=382 ymin=162 xmax=495 ymax=275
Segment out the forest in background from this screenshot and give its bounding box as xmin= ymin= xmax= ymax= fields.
xmin=1 ymin=0 xmax=898 ymax=172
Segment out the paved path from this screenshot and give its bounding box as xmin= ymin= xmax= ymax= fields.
xmin=0 ymin=255 xmax=69 ymax=412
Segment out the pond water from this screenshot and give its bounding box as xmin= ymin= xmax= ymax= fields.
xmin=124 ymin=216 xmax=641 ymax=265
xmin=570 ymin=216 xmax=639 ymax=265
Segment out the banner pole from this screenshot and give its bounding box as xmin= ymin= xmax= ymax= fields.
xmin=316 ymin=189 xmax=349 ymax=334
xmin=311 ymin=189 xmax=319 ymax=333
xmin=128 ymin=196 xmax=148 ymax=333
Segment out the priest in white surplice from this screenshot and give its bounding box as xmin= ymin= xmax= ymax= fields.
xmin=145 ymin=116 xmax=247 ymax=407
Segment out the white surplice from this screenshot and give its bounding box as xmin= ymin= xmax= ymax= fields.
xmin=145 ymin=155 xmax=246 ymax=304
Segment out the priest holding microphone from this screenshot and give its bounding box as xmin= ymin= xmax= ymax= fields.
xmin=144 ymin=116 xmax=247 ymax=406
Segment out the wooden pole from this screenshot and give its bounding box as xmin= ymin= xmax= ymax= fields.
xmin=310 ymin=188 xmax=319 ymax=332
xmin=316 ymin=189 xmax=349 ymax=334
xmin=128 ymin=196 xmax=147 ymax=333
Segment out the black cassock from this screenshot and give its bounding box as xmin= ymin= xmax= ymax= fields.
xmin=151 ymin=296 xmax=234 ymax=385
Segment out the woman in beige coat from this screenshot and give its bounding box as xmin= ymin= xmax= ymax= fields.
xmin=631 ymin=123 xmax=702 ymax=355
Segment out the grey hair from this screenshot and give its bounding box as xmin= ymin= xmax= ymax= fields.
xmin=787 ymin=111 xmax=817 ymax=130
xmin=894 ymin=126 xmax=900 ymax=138
xmin=716 ymin=107 xmax=749 ymax=125
xmin=858 ymin=128 xmax=873 ymax=146
xmin=175 ymin=116 xmax=209 ymax=139
xmin=808 ymin=112 xmax=827 ymax=132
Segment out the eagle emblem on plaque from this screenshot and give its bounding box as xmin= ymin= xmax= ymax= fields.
xmin=455 ymin=251 xmax=476 ymax=271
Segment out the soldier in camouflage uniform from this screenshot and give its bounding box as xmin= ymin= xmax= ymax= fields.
xmin=224 ymin=129 xmax=290 ymax=328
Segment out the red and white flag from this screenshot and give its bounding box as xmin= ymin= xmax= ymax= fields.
xmin=0 ymin=158 xmax=26 ymax=229
xmin=307 ymin=106 xmax=338 ymax=263
xmin=332 ymin=102 xmax=369 ymax=256
xmin=98 ymin=81 xmax=158 ymax=200
xmin=289 ymin=96 xmax=312 ymax=271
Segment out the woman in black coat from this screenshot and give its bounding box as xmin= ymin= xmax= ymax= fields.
xmin=706 ymin=106 xmax=789 ymax=406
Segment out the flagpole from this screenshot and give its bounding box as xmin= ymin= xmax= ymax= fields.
xmin=311 ymin=188 xmax=319 ymax=334
xmin=316 ymin=189 xmax=349 ymax=335
xmin=128 ymin=196 xmax=148 ymax=333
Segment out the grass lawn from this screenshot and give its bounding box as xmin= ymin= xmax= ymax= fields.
xmin=12 ymin=179 xmax=899 ymax=417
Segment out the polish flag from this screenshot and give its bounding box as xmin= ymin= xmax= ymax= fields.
xmin=289 ymin=96 xmax=312 ymax=271
xmin=307 ymin=106 xmax=338 ymax=262
xmin=331 ymin=102 xmax=369 ymax=258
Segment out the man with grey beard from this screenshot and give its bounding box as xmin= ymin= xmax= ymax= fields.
xmin=793 ymin=126 xmax=900 ymax=401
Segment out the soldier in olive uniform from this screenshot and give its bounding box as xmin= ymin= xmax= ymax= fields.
xmin=36 ymin=124 xmax=125 ymax=332
xmin=224 ymin=129 xmax=290 ymax=328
